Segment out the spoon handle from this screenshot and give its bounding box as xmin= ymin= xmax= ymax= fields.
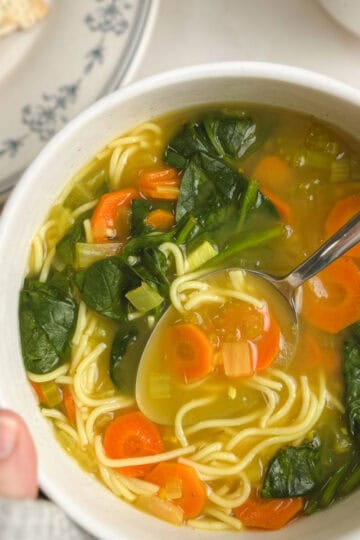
xmin=285 ymin=212 xmax=360 ymax=289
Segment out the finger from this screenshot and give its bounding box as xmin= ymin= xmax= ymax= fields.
xmin=0 ymin=410 xmax=38 ymax=498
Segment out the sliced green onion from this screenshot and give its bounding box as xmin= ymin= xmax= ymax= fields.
xmin=75 ymin=242 xmax=122 ymax=268
xmin=237 ymin=181 xmax=259 ymax=231
xmin=187 ymin=241 xmax=218 ymax=271
xmin=208 ymin=225 xmax=284 ymax=267
xmin=176 ymin=215 xmax=197 ymax=246
xmin=126 ymin=282 xmax=163 ymax=312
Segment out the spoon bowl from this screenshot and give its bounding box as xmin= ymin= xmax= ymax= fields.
xmin=136 ymin=212 xmax=360 ymax=422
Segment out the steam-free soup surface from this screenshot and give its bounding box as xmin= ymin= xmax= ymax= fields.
xmin=20 ymin=104 xmax=360 ymax=531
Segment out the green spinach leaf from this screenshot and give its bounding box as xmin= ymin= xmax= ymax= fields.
xmin=164 ymin=121 xmax=212 ymax=169
xmin=56 ymin=210 xmax=92 ymax=266
xmin=203 ymin=114 xmax=258 ymax=160
xmin=262 ymin=439 xmax=321 ymax=498
xmin=110 ymin=319 xmax=151 ymax=394
xmin=343 ymin=321 xmax=360 ymax=444
xmin=128 ymin=248 xmax=169 ymax=298
xmin=19 ymin=278 xmax=77 ymax=374
xmin=175 ymin=153 xmax=247 ymax=225
xmin=78 ymin=256 xmax=137 ymax=321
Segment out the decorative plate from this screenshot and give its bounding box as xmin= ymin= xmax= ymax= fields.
xmin=0 ymin=0 xmax=156 ymax=198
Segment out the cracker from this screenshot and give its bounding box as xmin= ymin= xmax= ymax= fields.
xmin=0 ymin=0 xmax=48 ymax=36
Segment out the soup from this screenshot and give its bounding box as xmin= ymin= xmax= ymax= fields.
xmin=19 ymin=105 xmax=360 ymax=531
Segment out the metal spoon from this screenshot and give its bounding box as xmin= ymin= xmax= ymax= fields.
xmin=135 ymin=212 xmax=360 ymax=424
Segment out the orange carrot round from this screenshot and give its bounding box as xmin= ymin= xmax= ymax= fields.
xmin=234 ymin=493 xmax=303 ymax=530
xmin=139 ymin=167 xmax=180 ymax=200
xmin=103 ymin=411 xmax=164 ymax=477
xmin=252 ymin=156 xmax=292 ymax=191
xmin=146 ymin=209 xmax=175 ymax=230
xmin=298 ymin=334 xmax=340 ymax=373
xmin=145 ymin=462 xmax=206 ymax=519
xmin=91 ymin=188 xmax=138 ymax=243
xmin=62 ymin=386 xmax=76 ymax=425
xmin=301 ymin=256 xmax=360 ymax=334
xmin=325 ymin=194 xmax=360 ymax=258
xmin=166 ymin=323 xmax=214 ymax=383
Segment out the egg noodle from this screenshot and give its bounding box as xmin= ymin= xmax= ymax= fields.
xmin=26 ymin=121 xmax=329 ymax=531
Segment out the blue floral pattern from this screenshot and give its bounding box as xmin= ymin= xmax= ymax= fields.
xmin=0 ymin=0 xmax=133 ymax=159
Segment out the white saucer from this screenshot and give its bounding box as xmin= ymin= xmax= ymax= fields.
xmin=0 ymin=0 xmax=157 ymax=198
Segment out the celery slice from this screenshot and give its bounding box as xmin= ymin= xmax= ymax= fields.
xmin=187 ymin=240 xmax=218 ymax=271
xmin=41 ymin=381 xmax=62 ymax=408
xmin=126 ymin=282 xmax=163 ymax=312
xmin=75 ymin=242 xmax=122 ymax=269
xmin=330 ymin=159 xmax=350 ymax=183
xmin=64 ymin=169 xmax=107 ymax=209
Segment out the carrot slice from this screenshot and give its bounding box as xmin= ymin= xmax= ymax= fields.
xmin=301 ymin=256 xmax=360 ymax=334
xmin=256 ymin=305 xmax=281 ymax=371
xmin=216 ymin=302 xmax=281 ymax=376
xmin=31 ymin=381 xmax=44 ymax=403
xmin=91 ymin=187 xmax=138 ymax=243
xmin=166 ymin=323 xmax=214 ymax=383
xmin=325 ymin=194 xmax=360 ymax=258
xmin=234 ymin=493 xmax=303 ymax=530
xmin=139 ymin=167 xmax=180 ymax=200
xmin=146 ymin=209 xmax=175 ymax=230
xmin=252 ymin=156 xmax=292 ymax=191
xmin=62 ymin=386 xmax=76 ymax=425
xmin=145 ymin=462 xmax=206 ymax=519
xmin=103 ymin=411 xmax=164 ymax=477
xmin=298 ymin=334 xmax=341 ymax=373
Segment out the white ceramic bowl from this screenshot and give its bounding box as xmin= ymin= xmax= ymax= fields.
xmin=1 ymin=63 xmax=360 ymax=540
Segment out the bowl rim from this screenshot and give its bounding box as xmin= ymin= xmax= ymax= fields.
xmin=1 ymin=61 xmax=360 ymax=539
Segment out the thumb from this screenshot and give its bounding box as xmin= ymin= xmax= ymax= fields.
xmin=0 ymin=410 xmax=38 ymax=498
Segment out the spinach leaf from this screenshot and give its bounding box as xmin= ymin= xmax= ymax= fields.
xmin=19 ymin=278 xmax=77 ymax=374
xmin=78 ymin=256 xmax=137 ymax=321
xmin=129 ymin=248 xmax=169 ymax=298
xmin=131 ymin=199 xmax=174 ymax=237
xmin=175 ymin=153 xmax=247 ymax=225
xmin=343 ymin=321 xmax=360 ymax=444
xmin=47 ymin=268 xmax=77 ymax=297
xmin=123 ymin=230 xmax=176 ymax=259
xmin=304 ymin=453 xmax=360 ymax=514
xmin=164 ymin=114 xmax=271 ymax=169
xmin=110 ymin=319 xmax=151 ymax=394
xmin=164 ymin=121 xmax=212 ymax=169
xmin=262 ymin=439 xmax=321 ymax=498
xmin=203 ymin=114 xmax=258 ymax=160
xmin=56 ymin=210 xmax=92 ymax=266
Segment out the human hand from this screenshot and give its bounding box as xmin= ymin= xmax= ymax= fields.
xmin=0 ymin=410 xmax=38 ymax=498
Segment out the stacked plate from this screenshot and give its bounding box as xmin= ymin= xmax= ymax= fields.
xmin=0 ymin=0 xmax=156 ymax=200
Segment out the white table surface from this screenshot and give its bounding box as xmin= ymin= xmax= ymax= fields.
xmin=132 ymin=0 xmax=360 ymax=88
